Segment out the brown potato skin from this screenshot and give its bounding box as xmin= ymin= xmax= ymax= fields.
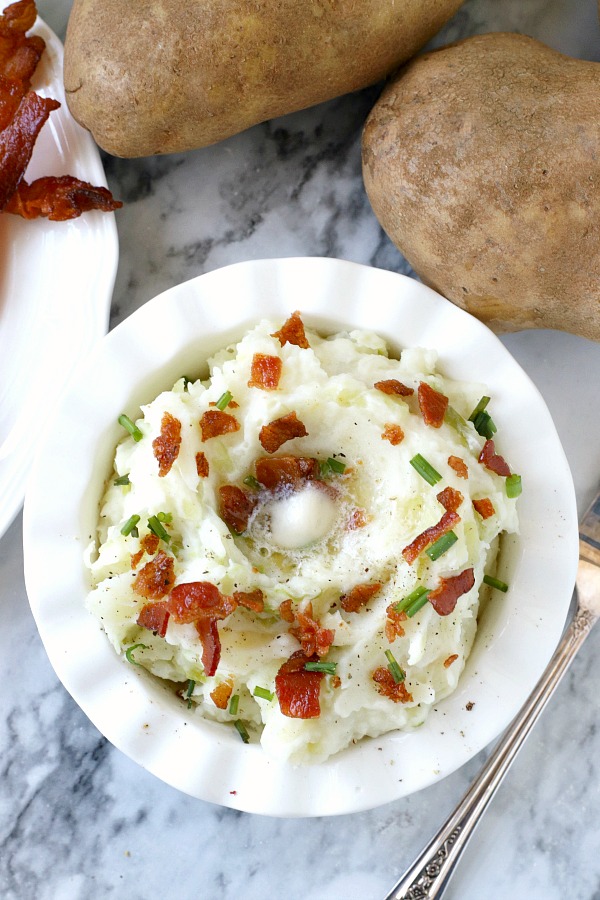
xmin=63 ymin=0 xmax=463 ymax=158
xmin=362 ymin=32 xmax=600 ymax=342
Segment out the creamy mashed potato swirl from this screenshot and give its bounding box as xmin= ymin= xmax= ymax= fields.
xmin=86 ymin=315 xmax=519 ymax=764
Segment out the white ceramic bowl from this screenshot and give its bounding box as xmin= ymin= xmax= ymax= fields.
xmin=23 ymin=258 xmax=578 ymax=817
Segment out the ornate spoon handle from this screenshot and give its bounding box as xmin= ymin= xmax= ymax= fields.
xmin=383 ymin=602 xmax=597 ymax=900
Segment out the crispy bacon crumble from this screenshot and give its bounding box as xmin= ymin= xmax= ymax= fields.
xmin=152 ymin=411 xmax=182 ymax=477
xmin=374 ymin=379 xmax=414 ymax=397
xmin=340 ymin=582 xmax=382 ymax=613
xmin=272 ymin=311 xmax=310 ymax=349
xmin=248 ymin=353 xmax=283 ymax=390
xmin=200 ymin=409 xmax=240 ymax=441
xmin=382 ymin=423 xmax=404 ymax=445
xmin=259 ymin=411 xmax=308 ymax=453
xmin=133 ymin=549 xmax=175 ymax=600
xmin=473 ymin=497 xmax=495 ymax=519
xmin=372 ymin=667 xmax=413 ymax=704
xmin=418 ymin=381 xmax=448 ymax=428
xmin=448 ymin=455 xmax=469 ymax=479
xmin=275 ymin=651 xmax=323 ymax=718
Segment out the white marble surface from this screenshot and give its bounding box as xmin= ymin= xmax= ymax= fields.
xmin=3 ymin=1 xmax=600 ymax=898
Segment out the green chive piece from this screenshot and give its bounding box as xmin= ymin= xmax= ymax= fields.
xmin=148 ymin=515 xmax=171 ymax=542
xmin=120 ymin=514 xmax=140 ymax=536
xmin=468 ymin=396 xmax=491 ymax=422
xmin=483 ymin=574 xmax=509 ymax=593
xmin=410 ymin=454 xmax=442 ymax=486
xmin=156 ymin=511 xmax=173 ymax=524
xmin=426 ymin=531 xmax=458 ymax=561
xmin=304 ymin=661 xmax=338 ymax=675
xmin=125 ymin=643 xmax=148 ymax=665
xmin=327 ymin=457 xmax=346 ymax=474
xmin=506 ymin=474 xmax=522 ymax=499
xmin=229 ymin=694 xmax=240 ymax=716
xmin=234 ymin=720 xmax=250 ymax=744
xmin=114 ymin=474 xmax=130 ymax=486
xmin=118 ymin=413 xmax=143 ymax=442
xmin=253 ymin=686 xmax=274 ymax=702
xmin=243 ymin=475 xmax=261 ymax=490
xmin=405 ymin=591 xmax=431 ymax=618
xmin=385 ymin=649 xmax=406 ymax=684
xmin=185 ymin=679 xmax=195 ymax=709
xmin=393 ymin=585 xmax=430 ymax=614
xmin=216 ymin=390 xmax=233 ymax=411
xmin=472 ymin=410 xmax=497 ymax=440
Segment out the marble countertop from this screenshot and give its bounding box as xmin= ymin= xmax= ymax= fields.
xmin=3 ymin=1 xmax=600 ymax=898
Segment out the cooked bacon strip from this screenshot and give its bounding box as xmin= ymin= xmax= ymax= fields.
xmin=0 ymin=2 xmax=44 ymax=85
xmin=448 ymin=455 xmax=468 ymax=479
xmin=374 ymin=379 xmax=414 ymax=397
xmin=279 ymin=599 xmax=295 ymax=623
xmin=402 ymin=510 xmax=460 ymax=565
xmin=418 ymin=381 xmax=448 ymax=428
xmin=133 ymin=549 xmax=175 ymax=600
xmin=479 ymin=439 xmax=511 ymax=477
xmin=131 ymin=532 xmax=160 ymax=569
xmin=275 ymin=651 xmax=323 ymax=718
xmin=167 ymin=581 xmax=236 ymax=625
xmin=195 ymin=617 xmax=221 ymax=677
xmin=4 ymin=175 xmax=122 ymax=220
xmin=259 ymin=411 xmax=308 ymax=454
xmin=444 ymin=654 xmax=459 ymax=668
xmin=232 ymin=589 xmax=265 ymax=612
xmin=200 ymin=409 xmax=240 ymax=441
xmin=437 ymin=486 xmax=463 ymax=513
xmin=0 ymin=90 xmax=59 ymax=209
xmin=428 ymin=567 xmax=475 ymax=616
xmin=136 ymin=600 xmax=170 ymax=638
xmin=219 ymin=484 xmax=256 ymax=533
xmin=195 ymin=451 xmax=209 ymax=478
xmin=0 ymin=74 xmax=25 ymax=130
xmin=0 ymin=0 xmax=37 ymax=34
xmin=152 ymin=411 xmax=181 ymax=477
xmin=272 ymin=311 xmax=309 ymax=349
xmin=473 ymin=497 xmax=495 ymax=519
xmin=255 ymin=454 xmax=319 ymax=490
xmin=385 ymin=605 xmax=407 ymax=643
xmin=382 ymin=423 xmax=404 ymax=445
xmin=372 ymin=667 xmax=413 ymax=703
xmin=248 ymin=353 xmax=282 ymax=390
xmin=210 ymin=678 xmax=234 ymax=710
xmin=290 ymin=603 xmax=335 ymax=657
xmin=340 ymin=582 xmax=382 ymax=613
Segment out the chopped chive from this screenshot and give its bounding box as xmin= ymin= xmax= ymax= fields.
xmin=185 ymin=679 xmax=195 ymax=709
xmin=234 ymin=720 xmax=250 ymax=744
xmin=410 ymin=453 xmax=442 ymax=486
xmin=305 ymin=661 xmax=338 ymax=675
xmin=120 ymin=514 xmax=140 ymax=536
xmin=385 ymin=649 xmax=406 ymax=684
xmin=118 ymin=413 xmax=143 ymax=442
xmin=506 ymin=474 xmax=522 ymax=499
xmin=156 ymin=511 xmax=173 ymax=524
xmin=426 ymin=531 xmax=458 ymax=561
xmin=114 ymin=474 xmax=130 ymax=486
xmin=216 ymin=390 xmax=233 ymax=411
xmin=444 ymin=406 xmax=471 ymax=440
xmin=468 ymin=396 xmax=491 ymax=422
xmin=326 ymin=457 xmax=346 ymax=474
xmin=243 ymin=475 xmax=261 ymax=490
xmin=471 ymin=410 xmax=497 ymax=440
xmin=125 ymin=643 xmax=148 ymax=665
xmin=253 ymin=686 xmax=274 ymax=702
xmin=405 ymin=591 xmax=431 ymax=618
xmin=148 ymin=515 xmax=171 ymax=542
xmin=229 ymin=694 xmax=240 ymax=716
xmin=483 ymin=574 xmax=509 ymax=593
xmin=393 ymin=585 xmax=429 ymax=614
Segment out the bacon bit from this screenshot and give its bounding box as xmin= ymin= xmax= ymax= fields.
xmin=340 ymin=582 xmax=382 ymax=613
xmin=374 ymin=379 xmax=414 ymax=397
xmin=382 ymin=423 xmax=404 ymax=445
xmin=372 ymin=667 xmax=413 ymax=703
xmin=195 ymin=617 xmax=221 ymax=677
xmin=479 ymin=439 xmax=511 ymax=477
xmin=272 ymin=311 xmax=310 ymax=349
xmin=0 ymin=90 xmax=59 ymax=209
xmin=219 ymin=484 xmax=256 ymax=533
xmin=248 ymin=353 xmax=282 ymax=390
xmin=195 ymin=451 xmax=209 ymax=478
xmin=199 ymin=409 xmax=240 ymax=441
xmin=152 ymin=412 xmax=181 ymax=477
xmin=437 ymin=486 xmax=463 ymax=513
xmin=448 ymin=455 xmax=469 ymax=479
xmin=473 ymin=497 xmax=495 ymax=519
xmin=385 ymin=604 xmax=407 ymax=642
xmin=167 ymin=581 xmax=236 ymax=625
xmin=428 ymin=567 xmax=475 ymax=616
xmin=232 ymin=589 xmax=265 ymax=613
xmin=259 ymin=411 xmax=308 ymax=453
xmin=133 ymin=550 xmax=175 ymax=600
xmin=402 ymin=510 xmax=460 ymax=565
xmin=418 ymin=381 xmax=449 ymax=428
xmin=331 ymin=675 xmax=342 ymax=689
xmin=210 ymin=678 xmax=234 ymax=710
xmin=4 ymin=175 xmax=122 ymax=220
xmin=279 ymin=599 xmax=295 ymax=623
xmin=255 ymin=455 xmax=319 ymax=490
xmin=290 ymin=603 xmax=335 ymax=657
xmin=444 ymin=654 xmax=459 ymax=668
xmin=130 ymin=533 xmax=160 ymax=569
xmin=275 ymin=650 xmax=323 ymax=718
xmin=348 ymin=508 xmax=367 ymax=530
xmin=136 ymin=600 xmax=170 ymax=638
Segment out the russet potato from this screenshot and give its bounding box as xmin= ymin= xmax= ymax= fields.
xmin=63 ymin=0 xmax=463 ymax=158
xmin=362 ymin=32 xmax=600 ymax=341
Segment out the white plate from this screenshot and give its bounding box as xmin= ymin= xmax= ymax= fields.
xmin=0 ymin=7 xmax=119 ymax=539
xmin=23 ymin=258 xmax=578 ymax=817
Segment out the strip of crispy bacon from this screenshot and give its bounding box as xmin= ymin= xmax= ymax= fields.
xmin=136 ymin=600 xmax=170 ymax=638
xmin=200 ymin=409 xmax=240 ymax=441
xmin=0 ymin=1 xmax=44 ymax=86
xmin=340 ymin=582 xmax=382 ymax=613
xmin=275 ymin=650 xmax=323 ymax=718
xmin=418 ymin=381 xmax=448 ymax=428
xmin=402 ymin=510 xmax=460 ymax=565
xmin=0 ymin=0 xmax=37 ymax=34
xmin=152 ymin=411 xmax=182 ymax=477
xmin=428 ymin=567 xmax=475 ymax=616
xmin=479 ymin=439 xmax=511 ymax=477
xmin=255 ymin=455 xmax=319 ymax=490
xmin=290 ymin=604 xmax=335 ymax=658
xmin=4 ymin=174 xmax=123 ymax=220
xmin=219 ymin=484 xmax=256 ymax=533
xmin=259 ymin=411 xmax=308 ymax=453
xmin=195 ymin=617 xmax=221 ymax=677
xmin=372 ymin=667 xmax=413 ymax=703
xmin=0 ymin=90 xmax=58 ymax=209
xmin=473 ymin=497 xmax=495 ymax=519
xmin=272 ymin=311 xmax=309 ymax=349
xmin=248 ymin=353 xmax=282 ymax=390
xmin=0 ymin=74 xmax=24 ymax=130
xmin=448 ymin=455 xmax=468 ymax=479
xmin=374 ymin=379 xmax=414 ymax=397
xmin=132 ymin=549 xmax=175 ymax=600
xmin=167 ymin=581 xmax=236 ymax=625
xmin=232 ymin=589 xmax=265 ymax=612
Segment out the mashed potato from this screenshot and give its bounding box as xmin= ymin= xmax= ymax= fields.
xmin=86 ymin=313 xmax=519 ymax=764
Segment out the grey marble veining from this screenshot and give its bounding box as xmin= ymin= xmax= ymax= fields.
xmin=3 ymin=1 xmax=600 ymax=898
